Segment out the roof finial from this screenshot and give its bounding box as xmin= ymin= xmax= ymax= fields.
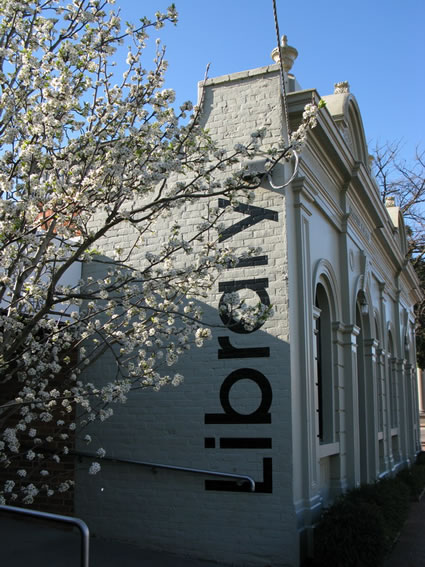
xmin=271 ymin=35 xmax=298 ymax=72
xmin=334 ymin=81 xmax=350 ymax=94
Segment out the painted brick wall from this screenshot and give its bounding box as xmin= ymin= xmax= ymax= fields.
xmin=75 ymin=65 xmax=298 ymax=567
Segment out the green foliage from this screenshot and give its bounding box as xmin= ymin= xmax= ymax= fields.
xmin=312 ymin=475 xmax=413 ymax=567
xmin=314 ymin=499 xmax=387 ymax=567
xmin=398 ymin=458 xmax=425 ymax=500
xmin=416 ymin=451 xmax=425 ymax=465
xmin=346 ymin=477 xmax=410 ymax=547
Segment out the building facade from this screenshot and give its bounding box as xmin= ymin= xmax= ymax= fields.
xmin=75 ymin=42 xmax=421 ymax=566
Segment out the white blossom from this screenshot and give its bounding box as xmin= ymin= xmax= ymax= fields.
xmin=0 ymin=0 xmax=319 ymax=507
xmin=4 ymin=481 xmax=15 ymax=493
xmin=89 ymin=462 xmax=101 ymax=475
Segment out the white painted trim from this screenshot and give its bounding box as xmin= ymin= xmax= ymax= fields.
xmin=319 ymin=442 xmax=340 ymax=459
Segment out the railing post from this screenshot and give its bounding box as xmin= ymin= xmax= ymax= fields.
xmin=0 ymin=504 xmax=90 ymax=567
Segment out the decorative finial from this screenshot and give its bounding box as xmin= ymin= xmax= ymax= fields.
xmin=271 ymin=35 xmax=298 ymax=72
xmin=334 ymin=81 xmax=350 ymax=94
xmin=385 ymin=196 xmax=396 ymax=208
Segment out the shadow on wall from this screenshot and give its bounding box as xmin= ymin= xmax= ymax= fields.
xmin=73 ymin=293 xmax=294 ymax=566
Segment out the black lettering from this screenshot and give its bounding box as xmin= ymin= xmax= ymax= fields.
xmin=205 ymin=368 xmax=272 ymax=424
xmin=218 ymin=337 xmax=270 ymax=359
xmin=219 ymin=437 xmax=272 ymax=449
xmin=204 ymin=438 xmax=272 ymax=449
xmin=219 ymin=278 xmax=270 ymax=334
xmin=227 ymin=255 xmax=269 ymax=269
xmin=218 ymin=199 xmax=279 ymax=242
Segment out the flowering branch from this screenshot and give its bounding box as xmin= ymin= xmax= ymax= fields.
xmin=0 ymin=0 xmax=321 ymax=505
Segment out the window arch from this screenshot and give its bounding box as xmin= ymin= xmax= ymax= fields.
xmin=312 ymin=260 xmax=340 ymax=446
xmin=315 ymin=283 xmax=335 ymax=444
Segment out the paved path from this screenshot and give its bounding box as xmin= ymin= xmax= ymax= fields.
xmin=0 ymin=515 xmax=227 ymax=567
xmin=383 ymin=493 xmax=425 ymax=567
xmin=2 ymin=484 xmax=425 ymax=566
xmin=383 ymin=432 xmax=425 ymax=566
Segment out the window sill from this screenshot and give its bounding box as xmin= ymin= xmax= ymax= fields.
xmin=319 ymin=442 xmax=340 ymax=458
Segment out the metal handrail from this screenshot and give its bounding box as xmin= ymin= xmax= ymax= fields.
xmin=74 ymin=450 xmax=256 ymax=491
xmin=0 ymin=504 xmax=90 ymax=567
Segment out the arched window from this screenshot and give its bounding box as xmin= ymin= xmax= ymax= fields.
xmin=315 ymin=284 xmax=334 ymax=444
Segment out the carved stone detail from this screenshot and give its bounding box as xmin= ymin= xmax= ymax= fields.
xmin=334 ymin=81 xmax=350 ymax=94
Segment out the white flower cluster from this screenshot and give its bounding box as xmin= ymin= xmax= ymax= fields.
xmin=0 ymin=0 xmax=319 ymax=507
xmin=89 ymin=462 xmax=101 ymax=475
xmin=195 ymin=327 xmax=212 ymax=347
xmin=289 ymin=101 xmax=323 ymax=153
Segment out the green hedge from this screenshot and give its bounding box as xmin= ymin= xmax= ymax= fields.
xmin=313 ymin=499 xmax=387 ymax=567
xmin=310 ymin=457 xmax=425 ymax=567
xmin=344 ymin=476 xmax=410 ymax=547
xmin=398 ymin=461 xmax=425 ymax=500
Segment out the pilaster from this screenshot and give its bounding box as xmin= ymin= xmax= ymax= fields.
xmin=376 ymin=347 xmax=391 ymax=472
xmin=363 ymin=338 xmax=380 ymax=480
xmin=292 ymin=179 xmax=322 ymax=532
xmin=341 ymin=323 xmax=361 ymax=487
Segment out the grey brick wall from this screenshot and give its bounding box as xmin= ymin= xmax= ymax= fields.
xmin=75 ymin=65 xmax=298 ymax=567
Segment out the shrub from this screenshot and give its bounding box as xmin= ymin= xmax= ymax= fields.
xmin=416 ymin=451 xmax=425 ymax=466
xmin=312 ymin=476 xmax=411 ymax=566
xmin=345 ymin=477 xmax=410 ymax=549
xmin=398 ymin=462 xmax=425 ymax=500
xmin=314 ymin=499 xmax=387 ymax=567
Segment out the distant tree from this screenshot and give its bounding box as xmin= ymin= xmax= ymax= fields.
xmin=373 ymin=142 xmax=425 ymax=262
xmin=0 ymin=0 xmax=320 ymax=506
xmin=373 ymin=143 xmax=425 ymax=365
xmin=414 ymin=260 xmax=425 ymax=369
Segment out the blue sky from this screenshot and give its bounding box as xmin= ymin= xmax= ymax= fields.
xmin=116 ymin=0 xmax=424 ymax=162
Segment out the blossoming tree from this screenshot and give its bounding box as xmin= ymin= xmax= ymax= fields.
xmin=0 ymin=0 xmax=320 ymax=506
